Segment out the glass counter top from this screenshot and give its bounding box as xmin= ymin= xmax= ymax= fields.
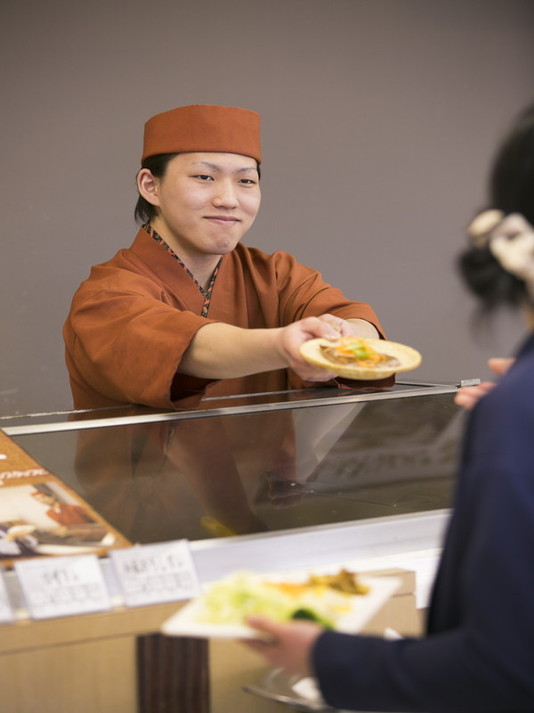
xmin=0 ymin=379 xmax=457 ymax=434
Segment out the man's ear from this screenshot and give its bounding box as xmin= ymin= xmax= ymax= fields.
xmin=137 ymin=168 xmax=160 ymax=206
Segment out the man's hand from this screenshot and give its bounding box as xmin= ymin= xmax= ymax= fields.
xmin=277 ymin=315 xmax=344 ymax=381
xmin=180 ymin=315 xmax=378 ymax=381
xmin=278 ymin=314 xmax=378 ymax=382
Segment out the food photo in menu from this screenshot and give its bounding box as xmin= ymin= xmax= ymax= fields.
xmin=0 ymin=432 xmax=130 ymax=567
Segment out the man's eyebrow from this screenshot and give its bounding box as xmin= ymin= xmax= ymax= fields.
xmin=192 ymin=161 xmax=258 ymax=174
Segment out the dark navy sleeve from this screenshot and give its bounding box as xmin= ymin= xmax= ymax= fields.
xmin=313 ymin=362 xmax=534 ymax=712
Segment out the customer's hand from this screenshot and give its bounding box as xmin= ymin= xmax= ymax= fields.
xmin=454 ymin=357 xmax=514 ymax=410
xmin=242 ymin=615 xmax=322 ymax=676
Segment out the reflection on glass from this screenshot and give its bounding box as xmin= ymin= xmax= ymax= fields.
xmin=10 ymin=393 xmax=464 ymax=544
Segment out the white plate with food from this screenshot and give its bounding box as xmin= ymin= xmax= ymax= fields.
xmin=300 ymin=336 xmax=422 ymax=380
xmin=161 ymin=568 xmax=401 ymax=639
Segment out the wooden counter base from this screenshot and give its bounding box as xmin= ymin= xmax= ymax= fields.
xmin=1 ymin=568 xmax=420 ymax=713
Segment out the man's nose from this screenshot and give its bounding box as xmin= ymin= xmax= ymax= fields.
xmin=212 ymin=180 xmax=239 ymax=207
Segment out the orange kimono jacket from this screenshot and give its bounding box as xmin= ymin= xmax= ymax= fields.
xmin=63 ymin=226 xmax=387 ymax=410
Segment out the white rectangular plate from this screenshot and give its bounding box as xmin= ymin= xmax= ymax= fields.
xmin=161 ymin=572 xmax=401 ymax=639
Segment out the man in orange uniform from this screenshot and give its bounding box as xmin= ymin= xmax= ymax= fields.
xmin=62 ymin=105 xmax=394 ymax=710
xmin=63 ymin=104 xmax=390 ymax=410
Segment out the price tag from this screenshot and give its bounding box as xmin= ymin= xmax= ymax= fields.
xmin=110 ymin=540 xmax=201 ymax=607
xmin=14 ymin=555 xmax=111 ymax=619
xmin=0 ymin=569 xmax=14 ymax=623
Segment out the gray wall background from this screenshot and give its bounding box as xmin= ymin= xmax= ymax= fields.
xmin=1 ymin=0 xmax=533 ymax=417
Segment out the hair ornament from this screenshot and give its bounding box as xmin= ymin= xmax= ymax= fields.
xmin=486 ymin=213 xmax=534 ymax=298
xmin=466 ymin=209 xmax=504 ymax=247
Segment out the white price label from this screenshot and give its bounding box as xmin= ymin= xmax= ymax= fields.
xmin=15 ymin=555 xmax=111 ymax=619
xmin=110 ymin=540 xmax=200 ymax=607
xmin=0 ymin=569 xmax=14 ymax=623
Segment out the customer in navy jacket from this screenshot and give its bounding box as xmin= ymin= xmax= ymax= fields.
xmin=244 ymin=103 xmax=534 ymax=712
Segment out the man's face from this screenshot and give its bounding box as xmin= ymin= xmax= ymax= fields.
xmin=149 ymin=152 xmax=261 ymax=262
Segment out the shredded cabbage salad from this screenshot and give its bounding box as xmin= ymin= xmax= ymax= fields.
xmin=197 ymin=571 xmax=353 ymax=628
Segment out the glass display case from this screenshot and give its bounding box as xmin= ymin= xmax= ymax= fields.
xmin=1 ymin=380 xmax=462 ymax=545
xmin=0 ymin=378 xmax=465 ymax=713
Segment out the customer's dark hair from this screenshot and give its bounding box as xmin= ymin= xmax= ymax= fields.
xmin=134 ymin=153 xmax=178 ymax=225
xmin=458 ymin=102 xmax=534 ymax=312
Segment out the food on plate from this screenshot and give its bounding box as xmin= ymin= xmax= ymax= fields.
xmin=319 ymin=337 xmax=400 ymax=369
xmin=299 ymin=336 xmax=422 ymax=379
xmin=161 ymin=571 xmax=402 ymax=638
xmin=196 ymin=569 xmax=369 ymax=630
xmin=306 ymin=568 xmax=370 ymax=595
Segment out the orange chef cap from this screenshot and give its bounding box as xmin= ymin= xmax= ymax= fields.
xmin=141 ymin=104 xmax=261 ymax=164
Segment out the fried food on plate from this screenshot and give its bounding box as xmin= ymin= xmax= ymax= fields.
xmin=300 ymin=336 xmax=422 ymax=379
